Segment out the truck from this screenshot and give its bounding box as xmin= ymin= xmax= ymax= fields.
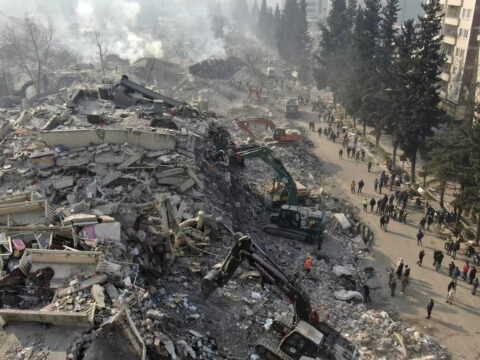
xmin=285 ymin=97 xmax=299 ymax=119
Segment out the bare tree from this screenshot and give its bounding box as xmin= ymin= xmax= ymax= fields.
xmin=95 ymin=31 xmax=108 ymax=76
xmin=1 ymin=16 xmax=53 ymax=95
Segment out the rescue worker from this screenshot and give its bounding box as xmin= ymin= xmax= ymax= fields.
xmin=304 ymin=255 xmax=313 ymax=275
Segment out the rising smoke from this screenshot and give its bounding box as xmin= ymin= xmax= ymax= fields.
xmin=0 ymin=0 xmax=238 ymax=64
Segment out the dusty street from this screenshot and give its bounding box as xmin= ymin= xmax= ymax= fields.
xmin=298 ymin=110 xmax=480 ymax=360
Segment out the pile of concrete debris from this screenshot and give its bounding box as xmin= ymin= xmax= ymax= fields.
xmin=0 ymin=71 xmax=449 ymax=360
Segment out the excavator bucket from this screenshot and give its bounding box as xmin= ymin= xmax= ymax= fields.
xmin=201 ymin=268 xmax=222 ymax=296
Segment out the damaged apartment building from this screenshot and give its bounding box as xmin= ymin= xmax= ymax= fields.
xmin=0 ymin=67 xmax=451 ymax=360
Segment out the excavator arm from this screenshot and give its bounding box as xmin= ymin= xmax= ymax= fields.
xmin=202 ymin=235 xmax=312 ymax=323
xmin=236 ymin=145 xmax=298 ymax=205
xmin=235 ymin=117 xmax=276 ymax=138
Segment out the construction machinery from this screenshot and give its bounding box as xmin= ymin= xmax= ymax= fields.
xmin=234 ymin=117 xmax=301 ymax=144
xmin=285 ymin=97 xmax=299 ymax=118
xmin=236 ymin=145 xmax=326 ymax=243
xmin=202 ymin=235 xmax=359 ymax=360
xmin=248 ymin=85 xmax=262 ymax=102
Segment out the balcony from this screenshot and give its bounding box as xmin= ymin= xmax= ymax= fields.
xmin=443 ymin=35 xmax=456 ymax=45
xmin=448 ymin=0 xmax=462 ymax=6
xmin=446 ymin=55 xmax=453 ymax=63
xmin=445 ymin=16 xmax=459 ymax=26
xmin=441 ymin=72 xmax=450 ymax=82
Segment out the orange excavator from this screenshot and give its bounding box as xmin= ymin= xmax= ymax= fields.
xmin=234 ymin=117 xmax=301 ymax=144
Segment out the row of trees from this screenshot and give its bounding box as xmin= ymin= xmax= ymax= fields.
xmin=316 ymin=0 xmax=446 ymax=183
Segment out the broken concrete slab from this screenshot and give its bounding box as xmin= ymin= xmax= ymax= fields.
xmin=54 ymin=177 xmax=75 ymax=190
xmin=146 ymin=150 xmax=170 ymax=158
xmin=56 ymin=155 xmax=91 ymax=167
xmin=91 ymin=284 xmax=106 ymax=308
xmin=40 ymin=129 xmax=176 ymax=151
xmin=95 ymin=152 xmax=125 ymax=164
xmin=102 ymin=171 xmax=123 ymax=186
xmin=118 ymin=154 xmax=143 ymax=170
xmin=0 ymin=306 xmax=95 ymax=327
xmin=156 ymin=176 xmax=188 ymax=185
xmin=178 ymin=178 xmax=196 ymax=193
xmin=57 ymin=274 xmax=108 ymax=297
xmin=156 ymin=168 xmax=185 ymax=178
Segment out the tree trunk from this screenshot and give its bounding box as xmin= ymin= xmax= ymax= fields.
xmin=375 ymin=127 xmax=381 ymax=150
xmin=439 ymin=181 xmax=446 ymax=208
xmin=410 ymin=156 xmax=416 ymax=183
xmin=422 ymin=170 xmax=427 ymax=189
xmin=455 ymin=207 xmax=463 ymax=231
xmin=363 ymin=120 xmax=366 ymax=137
xmin=353 ymin=116 xmax=356 ymax=128
xmin=476 ymin=212 xmax=480 ymax=246
xmin=392 ymin=138 xmax=398 ymax=167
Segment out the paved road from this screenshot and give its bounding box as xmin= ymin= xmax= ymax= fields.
xmin=298 ymin=114 xmax=480 ymax=360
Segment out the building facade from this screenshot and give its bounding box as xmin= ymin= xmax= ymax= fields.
xmin=438 ymin=0 xmax=480 ymax=123
xmin=305 ymin=0 xmax=329 ymax=21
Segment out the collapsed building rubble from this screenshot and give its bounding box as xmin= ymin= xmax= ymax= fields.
xmin=0 ymin=61 xmax=451 ymax=360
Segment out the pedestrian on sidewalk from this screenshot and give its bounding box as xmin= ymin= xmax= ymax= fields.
xmin=389 ymin=278 xmax=397 ymax=297
xmin=417 ymin=249 xmax=425 ymax=266
xmin=384 ymin=215 xmax=390 ymax=232
xmin=347 ymin=146 xmax=351 ymax=158
xmin=368 ymin=161 xmax=372 ymax=172
xmin=417 ymin=229 xmax=424 ymax=246
xmin=472 ymin=278 xmax=479 ymax=295
xmin=396 ymin=259 xmax=404 ymax=279
xmin=469 ymin=266 xmax=476 ymax=284
xmin=358 ymin=179 xmax=364 ymax=194
xmin=362 ymin=199 xmax=369 ymax=212
xmin=463 ymin=262 xmax=470 ymax=281
xmin=374 ymin=178 xmax=379 ymax=192
xmin=419 ymin=217 xmax=426 ymax=231
xmin=446 ymin=285 xmax=456 ymax=304
xmin=426 ymin=214 xmax=434 ymax=231
xmin=435 ymin=251 xmax=444 ymax=271
xmin=370 ymin=198 xmax=376 ymax=212
xmin=453 ymin=266 xmax=460 ymax=284
xmin=448 ymin=261 xmax=455 ymax=277
xmin=401 ymin=276 xmax=409 ymax=293
xmin=339 ymin=148 xmax=343 ymax=159
xmin=426 ymin=299 xmax=434 ymax=319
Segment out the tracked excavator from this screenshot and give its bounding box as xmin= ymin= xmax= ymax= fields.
xmin=202 ymin=235 xmax=359 ymax=360
xmin=234 ymin=117 xmax=302 ymax=144
xmin=236 ymin=145 xmax=326 ymax=244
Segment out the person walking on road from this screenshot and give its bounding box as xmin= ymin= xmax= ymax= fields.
xmin=404 ymin=265 xmax=410 ymax=278
xmin=358 ymin=179 xmax=364 ymax=194
xmin=435 ymin=251 xmax=444 ymax=271
xmin=362 ymin=199 xmax=369 ymax=212
xmin=417 ymin=250 xmax=425 ymax=266
xmin=368 ymin=161 xmax=372 ymax=172
xmin=350 ymin=180 xmax=356 ymax=194
xmin=463 ymin=262 xmax=470 ymax=281
xmin=453 ymin=266 xmax=461 ymax=284
xmin=396 ymin=259 xmax=404 ymax=279
xmin=446 ymin=285 xmax=456 ymax=304
xmin=472 ymin=278 xmax=479 ymax=295
xmin=417 ymin=229 xmax=424 ymax=246
xmin=339 ymin=148 xmax=343 ymax=159
xmin=380 ymin=215 xmax=386 ymax=230
xmin=469 ymin=266 xmax=477 ymax=284
xmin=370 ymin=198 xmax=376 ymax=212
xmin=452 ymin=241 xmax=460 ymax=260
xmin=426 ymin=214 xmax=434 ymax=231
xmin=448 ymin=280 xmax=455 ymax=293
xmin=419 ymin=217 xmax=426 ymax=231
xmin=448 ymin=261 xmax=455 ymax=278
xmin=374 ymin=178 xmax=379 ymax=192
xmin=346 ymin=146 xmax=351 ymax=158
xmin=426 ymin=299 xmax=434 ymax=319
xmin=384 ymin=215 xmax=390 ymax=232
xmin=402 ymin=210 xmax=408 ymax=224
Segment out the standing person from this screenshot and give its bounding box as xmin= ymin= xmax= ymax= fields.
xmin=362 ymin=199 xmax=369 ymax=212
xmin=370 ymin=198 xmax=376 ymax=212
xmin=368 ymin=161 xmax=372 ymax=172
xmin=417 ymin=250 xmax=425 ymax=266
xmin=463 ymin=262 xmax=470 ymax=281
xmin=380 ymin=215 xmax=386 ymax=230
xmin=384 ymin=215 xmax=390 ymax=232
xmin=417 ymin=229 xmax=424 ymax=246
xmin=426 ymin=214 xmax=434 ymax=231
xmin=468 ymin=266 xmax=476 ymax=284
xmin=304 ymin=255 xmax=312 ymax=275
xmin=452 ymin=266 xmax=460 ymax=284
xmin=339 ymin=148 xmax=344 ymax=159
xmin=448 ymin=279 xmax=455 ymax=293
xmin=389 ymin=278 xmax=397 ymax=297
xmin=446 ymin=285 xmax=456 ymax=304
xmin=433 ymin=250 xmax=440 ymax=266
xmin=347 ymin=146 xmax=351 ymax=158
xmin=317 ymin=127 xmax=322 ymax=137
xmin=448 ymin=261 xmax=455 ymax=277
xmin=401 ymin=276 xmax=409 ymax=293
xmin=436 ymin=251 xmax=444 ymax=271
xmin=358 ymin=179 xmax=365 ymax=194
xmin=426 ymin=299 xmax=434 ymax=319
xmin=355 ymin=151 xmax=360 ymax=163
xmin=419 ymin=217 xmax=426 ymax=231
xmin=363 ymin=284 xmax=371 ymax=302
xmin=452 ymin=241 xmax=460 ymax=260
xmin=472 ymin=278 xmax=479 ymax=295
xmin=374 ymin=178 xmax=379 ymax=192
xmin=396 ymin=259 xmax=404 ymax=279
xmin=438 ymin=211 xmax=445 ymax=229
xmin=402 ymin=210 xmax=408 ymax=224
xmin=404 ymin=265 xmax=410 ymax=278
xmin=351 ymin=180 xmax=356 ymax=194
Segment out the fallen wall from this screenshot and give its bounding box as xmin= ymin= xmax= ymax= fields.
xmin=40 ymin=129 xmax=176 ymax=151
xmin=0 ymin=306 xmax=95 ymax=327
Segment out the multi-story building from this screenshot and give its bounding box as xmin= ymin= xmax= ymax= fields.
xmin=438 ymin=0 xmax=480 ymax=124
xmin=305 ymin=0 xmax=329 ymax=21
